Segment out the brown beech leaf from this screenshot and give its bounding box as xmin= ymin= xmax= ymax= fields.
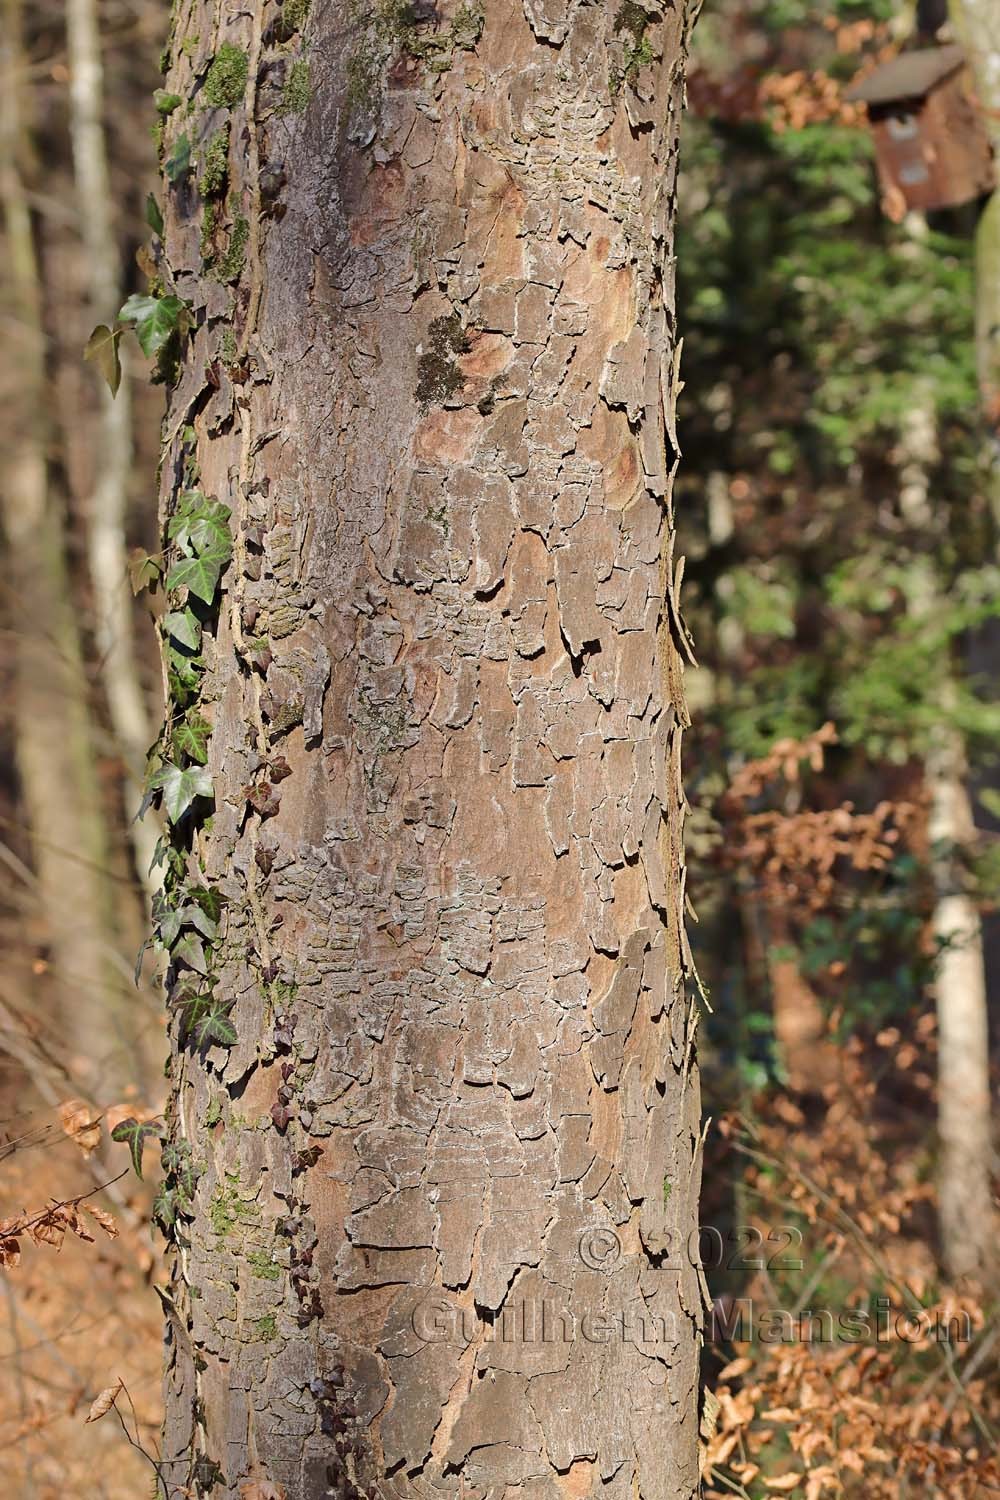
xmin=57 ymin=1098 xmax=102 ymax=1156
xmin=82 ymin=1203 xmax=119 ymax=1239
xmin=85 ymin=1378 xmax=123 ymax=1423
xmin=0 ymin=1235 xmax=21 ymax=1267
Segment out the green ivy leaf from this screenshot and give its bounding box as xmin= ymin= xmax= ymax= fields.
xmin=165 ymin=131 xmax=192 ymax=182
xmin=150 ymin=761 xmax=214 ymax=823
xmin=128 ymin=548 xmax=163 ymax=595
xmin=111 ymin=1117 xmax=160 ymax=1179
xmin=119 ymin=293 xmax=189 ymax=359
xmin=134 ymin=936 xmax=152 ymax=986
xmin=167 ymin=491 xmax=232 ymax=555
xmin=146 ymin=193 xmax=164 ymax=236
xmin=172 ymin=711 xmax=211 ymax=764
xmin=152 ymin=1184 xmax=180 ymax=1234
xmin=155 ymin=896 xmax=216 ymax=950
xmin=173 ymin=932 xmax=209 ymax=975
xmin=84 ymin=324 xmax=122 ymax=396
xmin=166 ymin=539 xmax=232 ymax=603
xmin=179 ymin=994 xmax=237 ymax=1050
xmin=163 ymin=607 xmax=202 ymax=651
xmin=189 ymin=885 xmax=226 ymax=922
xmin=161 ymin=1140 xmax=198 ymax=1200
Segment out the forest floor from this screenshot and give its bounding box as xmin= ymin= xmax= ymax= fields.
xmin=0 ymin=1049 xmax=164 ymax=1500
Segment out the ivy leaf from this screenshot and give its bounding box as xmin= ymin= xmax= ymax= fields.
xmin=128 ymin=548 xmax=163 ymax=595
xmin=150 ymin=761 xmax=213 ymax=823
xmin=172 ymin=710 xmax=211 ymax=764
xmin=165 ymin=131 xmax=192 ymax=182
xmin=119 ymin=293 xmax=188 ymax=359
xmin=166 ymin=539 xmax=232 ymax=603
xmin=110 ymin=1117 xmax=160 ymax=1179
xmin=152 ymin=1185 xmax=180 ymax=1234
xmin=84 ymin=324 xmax=122 ymax=397
xmin=180 ymin=995 xmax=237 ymax=1050
xmin=157 ymin=907 xmax=184 ymax=949
xmin=193 ymin=1005 xmax=237 ymax=1049
xmin=163 ymin=607 xmax=202 ymax=651
xmin=189 ymin=885 xmax=226 ymax=923
xmin=182 ymin=903 xmax=218 ymax=940
xmin=167 ymin=491 xmax=232 ymax=555
xmin=173 ymin=932 xmax=209 ymax=975
xmin=161 ymin=1141 xmax=198 ymax=1200
xmin=133 ymin=936 xmax=152 ymax=986
xmin=146 ymin=193 xmax=164 ymax=236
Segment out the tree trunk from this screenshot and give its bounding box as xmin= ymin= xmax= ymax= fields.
xmin=949 ymin=0 xmax=1000 ymax=425
xmin=66 ymin=0 xmax=161 ymax=904
xmin=0 ymin=0 xmax=127 ymax=1094
xmin=156 ymin=4 xmax=702 ymax=1497
xmin=898 ymin=375 xmax=994 ymax=1282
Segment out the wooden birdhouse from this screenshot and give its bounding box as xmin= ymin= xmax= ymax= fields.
xmin=846 ymin=44 xmax=995 ymax=216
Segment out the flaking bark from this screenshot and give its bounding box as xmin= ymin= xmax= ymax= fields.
xmin=157 ymin=3 xmax=702 ymax=1496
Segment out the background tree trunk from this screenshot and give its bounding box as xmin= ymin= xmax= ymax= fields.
xmin=0 ymin=0 xmax=129 ymax=1095
xmin=897 ymin=372 xmax=993 ymax=1282
xmin=66 ymin=0 xmax=161 ymax=904
xmin=156 ymin=3 xmax=701 ymax=1497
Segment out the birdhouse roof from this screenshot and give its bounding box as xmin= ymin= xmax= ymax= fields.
xmin=845 ymin=44 xmax=966 ymax=106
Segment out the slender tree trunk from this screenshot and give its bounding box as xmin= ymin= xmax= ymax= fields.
xmin=898 ymin=378 xmax=994 ymax=1282
xmin=0 ymin=0 xmax=128 ymax=1094
xmin=155 ymin=2 xmax=702 ymax=1497
xmin=950 ymin=1 xmax=1000 ymax=426
xmin=66 ymin=0 xmax=161 ymax=903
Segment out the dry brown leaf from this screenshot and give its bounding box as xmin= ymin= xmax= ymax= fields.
xmin=764 ymin=1478 xmax=802 ymax=1493
xmin=0 ymin=1235 xmax=21 ymax=1267
xmin=57 ymin=1098 xmax=102 ymax=1156
xmin=85 ymin=1378 xmax=123 ymax=1423
xmin=717 ymin=1356 xmax=753 ymax=1381
xmin=29 ymin=1217 xmax=65 ymax=1249
xmin=82 ymin=1202 xmax=119 ymax=1239
xmin=105 ymin=1102 xmax=142 ymax=1134
xmin=239 ymin=1482 xmax=288 ymax=1500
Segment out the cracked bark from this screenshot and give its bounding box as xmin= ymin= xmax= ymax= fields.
xmin=158 ymin=3 xmax=702 ymax=1497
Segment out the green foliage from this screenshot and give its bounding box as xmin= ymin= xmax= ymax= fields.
xmin=145 ymin=193 xmax=164 ymax=236
xmin=285 ymin=0 xmax=311 ymax=28
xmin=118 ymin=292 xmax=190 ymax=362
xmin=129 ymin=550 xmax=163 ymax=593
xmin=172 ymin=710 xmax=212 ymax=764
xmin=163 ymin=606 xmax=202 ymax=651
xmin=164 ymin=131 xmax=192 ymax=182
xmin=203 ymin=43 xmax=249 ymax=108
xmin=154 ymin=1141 xmax=198 ymax=1237
xmin=149 ymin=762 xmax=214 ymax=823
xmin=174 ymin=989 xmax=238 ymax=1051
xmin=164 ymin=490 xmax=233 ymax=601
xmin=111 ymin=1118 xmax=161 ymax=1179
